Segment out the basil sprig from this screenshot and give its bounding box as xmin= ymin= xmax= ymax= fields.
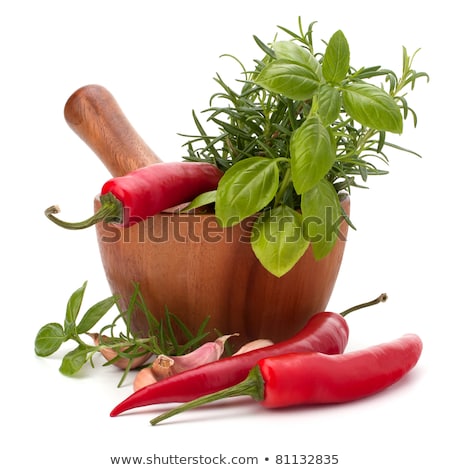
xmin=35 ymin=282 xmax=210 ymax=386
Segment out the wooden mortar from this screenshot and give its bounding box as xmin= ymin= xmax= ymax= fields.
xmin=65 ymin=85 xmax=349 ymax=345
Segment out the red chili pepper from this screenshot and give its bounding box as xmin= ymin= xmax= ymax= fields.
xmin=45 ymin=161 xmax=223 ymax=229
xmin=150 ymin=334 xmax=423 ymax=425
xmin=109 ymin=294 xmax=386 ymax=417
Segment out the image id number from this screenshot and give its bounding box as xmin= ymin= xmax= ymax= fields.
xmin=275 ymin=454 xmax=339 ymax=465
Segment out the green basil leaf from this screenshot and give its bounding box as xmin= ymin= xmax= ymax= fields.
xmin=342 ymin=82 xmax=403 ymax=133
xmin=59 ymin=345 xmax=91 ymax=376
xmin=182 ymin=190 xmax=217 ymax=212
xmin=255 ymin=59 xmax=320 ymax=101
xmin=273 ymin=41 xmax=322 ymax=78
xmin=215 ymin=157 xmax=280 ymax=226
xmin=251 ymin=205 xmax=310 ymax=278
xmin=318 ymin=84 xmax=341 ymax=126
xmin=34 ymin=322 xmax=66 ymax=357
xmin=76 ymin=295 xmax=117 ymax=334
xmin=64 ymin=281 xmax=87 ymax=332
xmin=290 ymin=116 xmax=335 ymax=194
xmin=322 ymin=30 xmax=350 ymax=84
xmin=301 ymin=179 xmax=344 ymax=260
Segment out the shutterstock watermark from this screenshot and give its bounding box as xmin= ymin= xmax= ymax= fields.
xmin=99 ymin=208 xmax=347 ymax=244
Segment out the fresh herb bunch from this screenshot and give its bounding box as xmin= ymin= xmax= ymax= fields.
xmin=182 ymin=18 xmax=428 ymax=277
xmin=35 ymin=282 xmax=210 ymax=386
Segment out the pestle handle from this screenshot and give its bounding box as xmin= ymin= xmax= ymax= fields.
xmin=64 ymin=84 xmax=162 ymax=177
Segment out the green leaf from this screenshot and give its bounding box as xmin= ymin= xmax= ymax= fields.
xmin=64 ymin=281 xmax=87 ymax=333
xmin=76 ymin=295 xmax=117 ymax=334
xmin=34 ymin=322 xmax=66 ymax=357
xmin=182 ymin=190 xmax=217 ymax=212
xmin=318 ymin=84 xmax=341 ymax=126
xmin=290 ymin=116 xmax=335 ymax=194
xmin=215 ymin=157 xmax=280 ymax=226
xmin=255 ymin=59 xmax=321 ymax=100
xmin=273 ymin=41 xmax=322 ymax=77
xmin=59 ymin=345 xmax=91 ymax=376
xmin=251 ymin=205 xmax=310 ymax=277
xmin=301 ymin=179 xmax=344 ymax=259
xmin=322 ymin=30 xmax=350 ymax=84
xmin=342 ymin=83 xmax=403 ymax=133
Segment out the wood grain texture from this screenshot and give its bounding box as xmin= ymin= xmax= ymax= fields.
xmin=95 ymin=198 xmax=350 ymax=345
xmin=64 ymin=84 xmax=161 ymax=176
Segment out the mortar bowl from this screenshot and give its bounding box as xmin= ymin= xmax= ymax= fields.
xmin=95 ymin=197 xmax=350 ymax=346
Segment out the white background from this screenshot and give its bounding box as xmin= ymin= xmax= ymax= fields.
xmin=2 ymin=1 xmax=447 ymax=468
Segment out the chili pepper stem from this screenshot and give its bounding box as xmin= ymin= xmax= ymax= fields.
xmin=45 ymin=193 xmax=123 ymax=230
xmin=339 ymin=293 xmax=387 ymax=317
xmin=150 ymin=366 xmax=265 ymax=426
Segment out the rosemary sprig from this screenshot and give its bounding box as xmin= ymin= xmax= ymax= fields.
xmin=180 ymin=17 xmax=428 ymax=277
xmin=34 ymin=281 xmax=211 ymax=386
xmin=182 ymin=23 xmax=428 ymax=195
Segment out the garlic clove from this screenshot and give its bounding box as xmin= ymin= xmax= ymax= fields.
xmin=151 ymin=355 xmax=175 ymax=380
xmin=133 ymin=367 xmax=158 ymax=391
xmin=133 ymin=334 xmax=240 ymax=391
xmin=89 ymin=333 xmax=152 ymax=370
xmin=168 ymin=334 xmax=237 ymax=374
xmin=233 ymin=339 xmax=274 ymax=356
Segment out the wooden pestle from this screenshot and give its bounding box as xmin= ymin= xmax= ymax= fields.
xmin=64 ymin=84 xmax=162 ymax=177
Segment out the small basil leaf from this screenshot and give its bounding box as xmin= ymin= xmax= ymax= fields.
xmin=251 ymin=205 xmax=310 ymax=278
xmin=34 ymin=322 xmax=66 ymax=357
xmin=215 ymin=157 xmax=280 ymax=226
xmin=59 ymin=345 xmax=92 ymax=376
xmin=76 ymin=295 xmax=117 ymax=334
xmin=182 ymin=190 xmax=217 ymax=212
xmin=273 ymin=41 xmax=322 ymax=78
xmin=301 ymin=179 xmax=344 ymax=260
xmin=318 ymin=84 xmax=341 ymax=126
xmin=322 ymin=30 xmax=350 ymax=84
xmin=64 ymin=281 xmax=87 ymax=332
xmin=342 ymin=82 xmax=403 ymax=133
xmin=255 ymin=59 xmax=321 ymax=101
xmin=290 ymin=116 xmax=335 ymax=195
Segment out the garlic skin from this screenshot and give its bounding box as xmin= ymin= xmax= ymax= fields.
xmin=151 ymin=355 xmax=174 ymax=380
xmin=166 ymin=334 xmax=236 ymax=375
xmin=233 ymin=339 xmax=274 ymax=356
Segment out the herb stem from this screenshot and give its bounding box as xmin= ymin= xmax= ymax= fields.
xmin=96 ymin=337 xmax=156 ymax=352
xmin=35 ymin=282 xmax=213 ymax=385
xmin=274 ymin=166 xmax=292 ymax=206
